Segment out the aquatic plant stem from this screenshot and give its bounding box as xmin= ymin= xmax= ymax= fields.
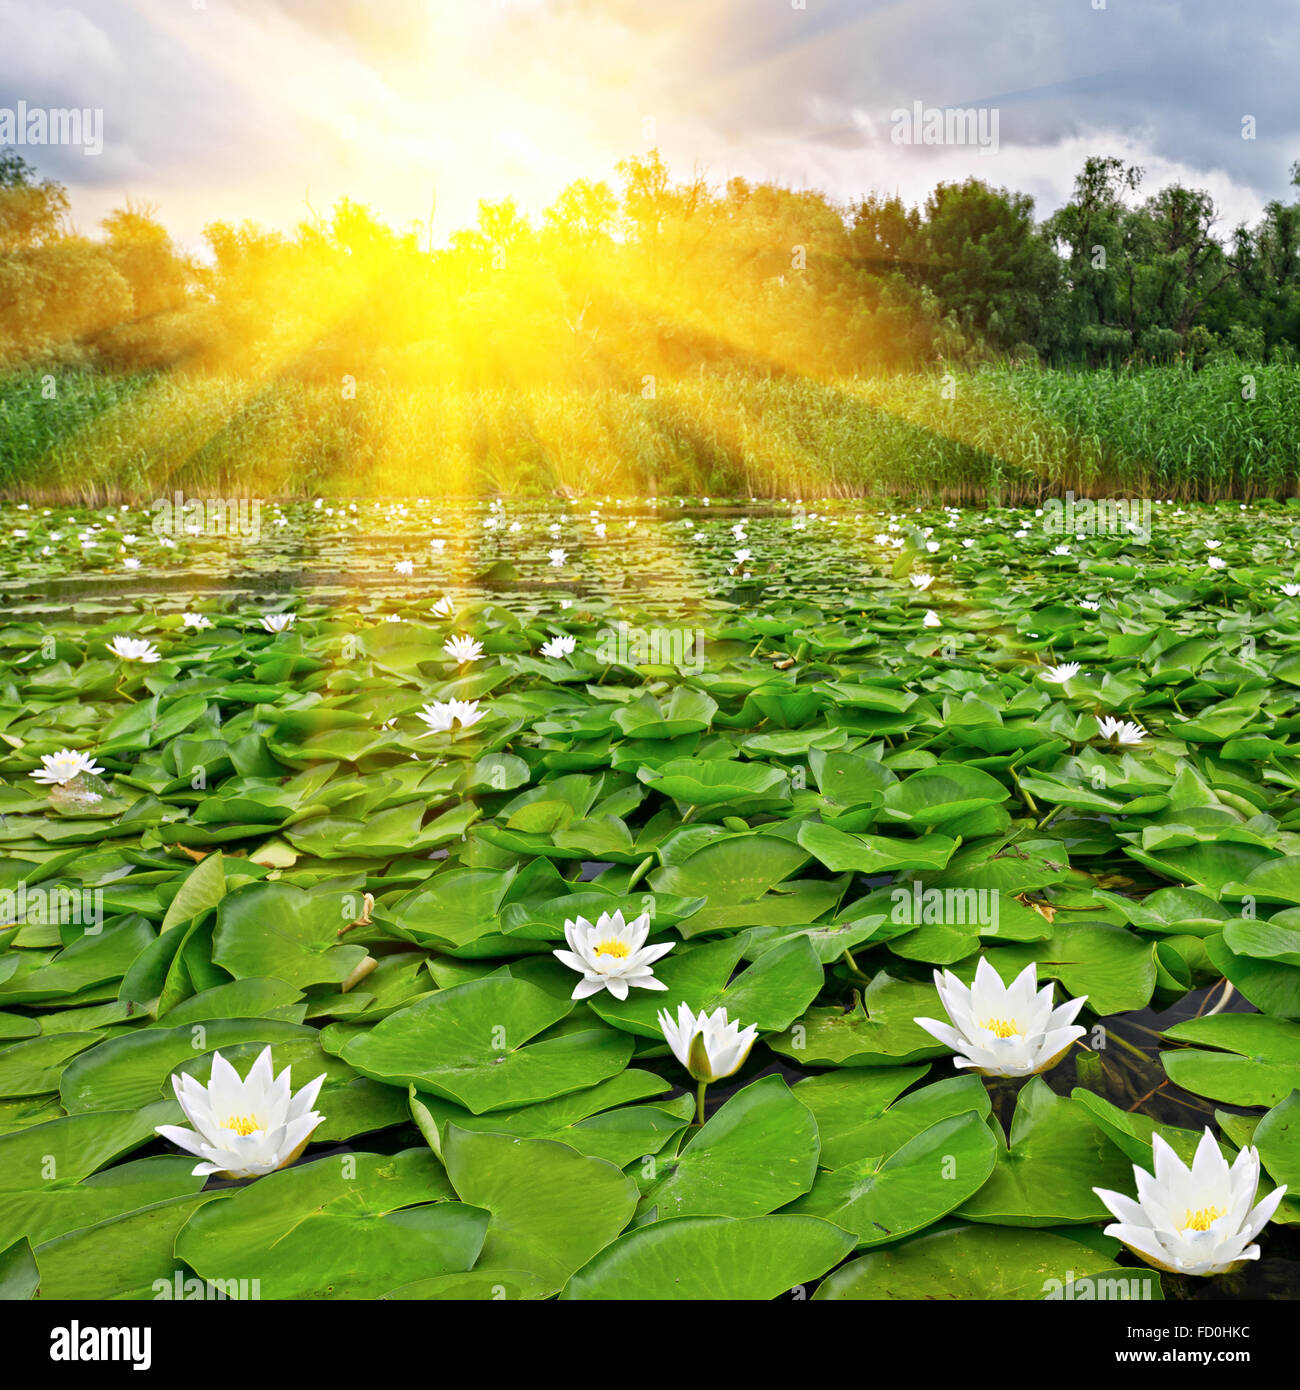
xmin=1204 ymin=980 xmax=1236 ymax=1016
xmin=625 ymin=855 xmax=654 ymax=893
xmin=842 ymin=948 xmax=872 ymax=984
xmin=1008 ymin=764 xmax=1038 ymax=814
xmin=1105 ymin=1029 xmax=1151 ymax=1063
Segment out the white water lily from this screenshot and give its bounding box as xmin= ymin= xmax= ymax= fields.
xmin=107 ymin=635 xmax=161 ymax=663
xmin=432 ymin=595 xmax=455 ymax=617
xmin=548 ymin=547 xmax=568 ymax=567
xmin=1041 ymin=661 xmax=1082 ymax=683
xmin=1279 ymin=583 xmax=1300 ymax=598
xmin=1051 ymin=545 xmax=1071 ymax=555
xmin=540 ymin=634 xmax=577 ymax=659
xmin=733 ymin=548 xmax=752 ymax=564
xmin=122 ymin=557 xmax=140 ymax=570
xmin=909 ymin=572 xmax=934 ymax=590
xmin=1207 ymin=556 xmax=1226 ymax=570
xmin=913 ymin=958 xmax=1087 ymax=1077
xmin=1097 ymin=714 xmax=1146 ymax=745
xmin=1094 ymin=1129 xmax=1287 ymax=1277
xmin=181 ymin=613 xmax=212 ymax=630
xmin=261 ymin=614 xmax=296 ymax=633
xmin=30 ymin=748 xmax=104 ymax=786
xmin=922 ymin=610 xmax=941 ymax=628
xmin=1080 ymin=599 xmax=1101 ymax=611
xmin=394 ymin=559 xmax=414 ymax=575
xmin=155 ymin=1046 xmax=325 ymax=1179
xmin=443 ymin=633 xmax=484 ymax=663
xmin=658 ymin=1001 xmax=758 ymax=1084
xmin=553 ymin=910 xmax=674 ymax=1001
xmin=416 ymin=698 xmax=484 ymax=732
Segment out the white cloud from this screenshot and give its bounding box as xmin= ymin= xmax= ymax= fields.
xmin=2 ymin=0 xmax=1294 ymax=248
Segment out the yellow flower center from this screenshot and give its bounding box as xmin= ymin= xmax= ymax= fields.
xmin=593 ymin=939 xmax=630 ymax=959
xmin=981 ymin=1017 xmax=1021 ymax=1039
xmin=224 ymin=1114 xmax=260 ymax=1137
xmin=1181 ymin=1206 xmax=1223 ymax=1232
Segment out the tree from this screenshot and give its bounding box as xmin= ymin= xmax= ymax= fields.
xmin=101 ymin=201 xmax=192 ymax=318
xmin=915 ymin=179 xmax=1061 ymax=356
xmin=1044 ymin=155 xmax=1144 ymax=361
xmin=0 ymin=149 xmax=69 ymax=250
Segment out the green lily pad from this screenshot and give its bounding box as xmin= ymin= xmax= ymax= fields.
xmin=790 ymin=1101 xmax=997 ymax=1247
xmin=0 ymin=1237 xmax=39 ymax=1299
xmin=409 ymin=1070 xmax=692 ymax=1168
xmin=768 ymin=972 xmax=950 ymax=1067
xmin=561 ymin=1214 xmax=856 ymax=1300
xmin=1161 ymin=1013 xmax=1300 ymax=1106
xmin=59 ymin=1018 xmax=315 ymax=1112
xmin=796 ymin=822 xmax=958 ymax=875
xmin=1255 ymin=1091 xmax=1300 ymax=1193
xmin=341 ymin=977 xmax=635 ymax=1112
xmin=441 ymin=1126 xmax=639 ymax=1295
xmin=814 ymin=1224 xmax=1160 ymax=1300
xmin=175 ymin=1150 xmax=486 ymax=1299
xmin=212 ymin=880 xmax=369 ymax=989
xmin=957 ymin=1078 xmax=1134 ymax=1225
xmin=35 ymin=1192 xmax=220 ymax=1299
xmin=881 ymin=765 xmax=1011 ymax=827
xmin=639 ymin=1076 xmax=820 ymax=1218
xmin=637 ymin=758 xmax=788 ymax=806
xmin=588 ymin=935 xmax=823 ymax=1038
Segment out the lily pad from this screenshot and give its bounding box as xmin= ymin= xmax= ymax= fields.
xmin=341 ymin=977 xmax=635 ymax=1112
xmin=561 ymin=1214 xmax=856 ymax=1300
xmin=814 ymin=1224 xmax=1160 ymax=1300
xmin=175 ymin=1150 xmax=486 ymax=1299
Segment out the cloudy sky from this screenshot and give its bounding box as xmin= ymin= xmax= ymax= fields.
xmin=4 ymin=0 xmax=1298 ymax=249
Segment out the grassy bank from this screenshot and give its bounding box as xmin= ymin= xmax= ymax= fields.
xmin=0 ymin=363 xmax=1296 ymax=502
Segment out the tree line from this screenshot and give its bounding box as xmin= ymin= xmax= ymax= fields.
xmin=1 ymin=148 xmax=1298 ymax=386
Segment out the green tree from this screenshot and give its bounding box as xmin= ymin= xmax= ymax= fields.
xmin=915 ymin=178 xmax=1061 ymax=356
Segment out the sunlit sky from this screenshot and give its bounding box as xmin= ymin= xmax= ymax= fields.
xmin=4 ymin=0 xmax=1299 ymax=249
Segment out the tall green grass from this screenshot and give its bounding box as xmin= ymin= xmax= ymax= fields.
xmin=0 ymin=363 xmax=1295 ymax=502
